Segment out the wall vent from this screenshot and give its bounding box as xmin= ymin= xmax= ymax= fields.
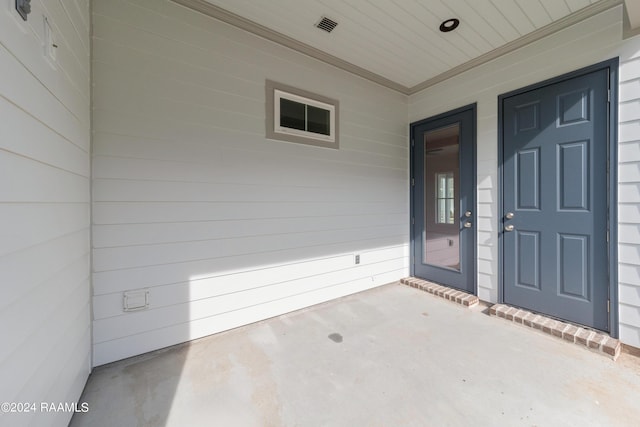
xmin=316 ymin=16 xmax=338 ymax=33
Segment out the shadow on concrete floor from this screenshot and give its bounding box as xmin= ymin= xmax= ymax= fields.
xmin=71 ymin=283 xmax=640 ymax=427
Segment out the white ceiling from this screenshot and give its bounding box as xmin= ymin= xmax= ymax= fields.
xmin=178 ymin=0 xmax=628 ymax=93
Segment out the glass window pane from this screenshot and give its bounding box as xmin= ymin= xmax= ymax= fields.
xmin=307 ymin=105 xmax=330 ymax=135
xmin=280 ymin=98 xmax=305 ymax=131
xmin=437 ymin=174 xmax=445 ymax=198
xmin=435 ymin=172 xmax=455 ymax=224
xmin=447 ymin=198 xmax=455 ymax=224
xmin=424 ymin=123 xmax=460 ymax=271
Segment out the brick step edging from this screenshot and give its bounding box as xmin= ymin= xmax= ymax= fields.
xmin=400 ymin=277 xmax=479 ymax=308
xmin=489 ymin=303 xmax=621 ymax=360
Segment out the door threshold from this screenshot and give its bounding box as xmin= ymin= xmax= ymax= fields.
xmin=400 ymin=277 xmax=479 ymax=308
xmin=489 ymin=304 xmax=620 ymax=360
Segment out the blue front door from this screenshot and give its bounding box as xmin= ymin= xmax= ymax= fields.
xmin=501 ymin=68 xmax=610 ymax=331
xmin=411 ymin=106 xmax=476 ymax=293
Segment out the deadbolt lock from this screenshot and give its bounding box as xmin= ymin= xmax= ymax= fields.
xmin=505 ymin=212 xmax=514 ymax=219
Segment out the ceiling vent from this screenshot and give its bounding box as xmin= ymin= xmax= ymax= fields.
xmin=316 ymin=16 xmax=338 ymax=33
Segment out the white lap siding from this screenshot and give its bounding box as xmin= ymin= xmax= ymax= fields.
xmin=0 ymin=1 xmax=91 ymax=426
xmin=91 ymin=0 xmax=409 ymax=365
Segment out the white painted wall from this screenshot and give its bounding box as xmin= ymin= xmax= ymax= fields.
xmin=409 ymin=5 xmax=640 ymax=348
xmin=91 ymin=0 xmax=409 ymax=366
xmin=0 ymin=0 xmax=91 ymax=426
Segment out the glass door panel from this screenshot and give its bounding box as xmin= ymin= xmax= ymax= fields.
xmin=424 ymin=124 xmax=460 ymax=271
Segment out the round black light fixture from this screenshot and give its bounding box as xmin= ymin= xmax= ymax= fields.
xmin=439 ymin=18 xmax=460 ymax=33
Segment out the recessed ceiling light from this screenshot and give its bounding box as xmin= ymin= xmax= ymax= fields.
xmin=439 ymin=18 xmax=460 ymax=33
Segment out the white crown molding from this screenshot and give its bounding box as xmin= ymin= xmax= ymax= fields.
xmin=624 ymin=0 xmax=640 ymax=29
xmin=172 ymin=0 xmax=623 ymax=96
xmin=623 ymin=0 xmax=640 ymax=39
xmin=409 ymin=0 xmax=624 ymax=94
xmin=171 ymin=0 xmax=409 ymax=94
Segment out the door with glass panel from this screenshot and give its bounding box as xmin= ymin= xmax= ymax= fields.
xmin=411 ymin=106 xmax=476 ymax=293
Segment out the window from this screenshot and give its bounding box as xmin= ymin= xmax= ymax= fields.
xmin=266 ymin=80 xmax=339 ymax=149
xmin=436 ymin=172 xmax=455 ymax=224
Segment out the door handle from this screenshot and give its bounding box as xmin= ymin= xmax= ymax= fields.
xmin=504 ymin=224 xmax=514 ymax=232
xmin=463 ymin=221 xmax=472 ymax=228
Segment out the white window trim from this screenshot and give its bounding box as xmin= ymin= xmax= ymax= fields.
xmin=273 ymin=89 xmax=336 ymax=143
xmin=266 ymin=80 xmax=339 ymax=149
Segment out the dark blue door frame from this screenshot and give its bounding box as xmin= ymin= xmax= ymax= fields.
xmin=410 ymin=104 xmax=477 ymax=293
xmin=498 ymin=59 xmax=619 ymax=337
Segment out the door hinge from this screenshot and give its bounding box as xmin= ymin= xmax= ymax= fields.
xmin=411 ymin=139 xmax=415 ymax=147
xmin=411 ymin=178 xmax=415 ymax=186
xmin=607 ymin=89 xmax=610 ymax=103
xmin=607 ymin=230 xmax=609 ymax=243
xmin=607 ymin=300 xmax=610 ymax=313
xmin=412 ymin=217 xmax=415 ymax=225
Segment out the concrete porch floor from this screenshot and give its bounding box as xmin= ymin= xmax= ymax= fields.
xmin=71 ymin=283 xmax=640 ymax=427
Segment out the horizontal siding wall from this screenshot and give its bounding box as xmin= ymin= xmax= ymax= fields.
xmin=409 ymin=5 xmax=640 ymax=348
xmin=618 ymin=41 xmax=640 ymax=347
xmin=92 ymin=0 xmax=409 ymax=365
xmin=0 ymin=0 xmax=91 ymax=426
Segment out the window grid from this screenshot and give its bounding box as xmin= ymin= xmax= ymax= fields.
xmin=436 ymin=172 xmax=455 ymax=224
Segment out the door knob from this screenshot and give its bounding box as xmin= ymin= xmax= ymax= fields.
xmin=505 ymin=212 xmax=514 ymax=219
xmin=464 ymin=211 xmax=472 ymax=217
xmin=464 ymin=221 xmax=472 ymax=228
xmin=504 ymin=224 xmax=514 ymax=232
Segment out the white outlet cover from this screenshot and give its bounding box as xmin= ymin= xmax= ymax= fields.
xmin=123 ymin=290 xmax=149 ymax=312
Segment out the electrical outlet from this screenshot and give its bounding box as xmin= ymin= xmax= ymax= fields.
xmin=355 ymin=254 xmax=360 ymax=264
xmin=123 ymin=289 xmax=149 ymax=312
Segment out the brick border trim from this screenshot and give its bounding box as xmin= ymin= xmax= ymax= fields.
xmin=400 ymin=277 xmax=479 ymax=308
xmin=489 ymin=303 xmax=621 ymax=360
